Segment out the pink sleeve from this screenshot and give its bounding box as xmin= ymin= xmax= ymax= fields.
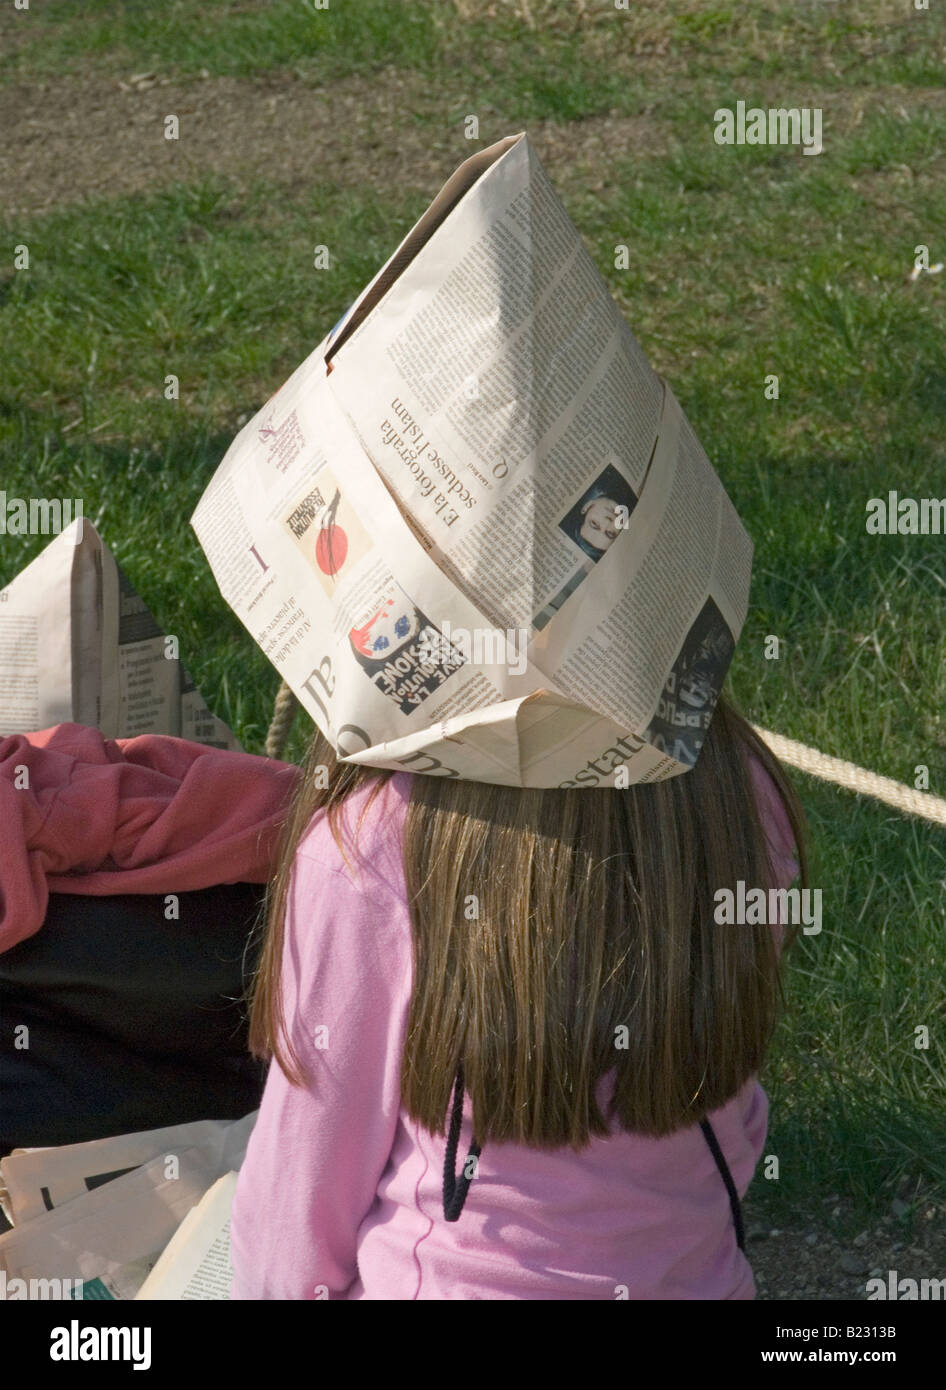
xmin=229 ymin=846 xmax=412 ymax=1299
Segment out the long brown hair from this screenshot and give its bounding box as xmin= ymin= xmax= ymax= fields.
xmin=247 ymin=694 xmax=808 ymax=1148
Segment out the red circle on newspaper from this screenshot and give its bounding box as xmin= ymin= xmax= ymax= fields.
xmin=316 ymin=524 xmax=348 ymax=575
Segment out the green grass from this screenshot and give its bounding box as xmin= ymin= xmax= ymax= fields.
xmin=0 ymin=175 xmax=422 ymax=444
xmin=0 ymin=0 xmax=450 ymax=86
xmin=756 ymin=781 xmax=946 ymax=1227
xmin=1 ymin=0 xmax=945 ymax=1230
xmin=1 ymin=0 xmax=940 ymax=99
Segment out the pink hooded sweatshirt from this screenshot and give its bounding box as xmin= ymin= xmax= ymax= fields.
xmin=230 ymin=757 xmax=799 ymax=1301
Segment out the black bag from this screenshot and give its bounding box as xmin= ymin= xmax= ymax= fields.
xmin=0 ymin=882 xmax=268 ymax=1160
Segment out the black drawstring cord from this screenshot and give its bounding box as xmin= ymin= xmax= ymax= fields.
xmin=699 ymin=1117 xmax=746 ymax=1252
xmin=443 ymin=1065 xmax=746 ymax=1254
xmin=443 ymin=1062 xmax=481 ymax=1222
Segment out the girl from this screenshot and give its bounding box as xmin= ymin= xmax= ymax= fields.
xmin=230 ymin=694 xmax=806 ymax=1300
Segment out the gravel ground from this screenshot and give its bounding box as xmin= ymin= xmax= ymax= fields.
xmin=743 ymin=1183 xmax=946 ymax=1301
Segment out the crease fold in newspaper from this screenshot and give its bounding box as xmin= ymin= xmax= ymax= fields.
xmin=192 ymin=132 xmax=753 ymax=788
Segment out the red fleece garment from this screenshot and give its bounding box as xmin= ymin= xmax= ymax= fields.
xmin=0 ymin=722 xmax=299 ymax=954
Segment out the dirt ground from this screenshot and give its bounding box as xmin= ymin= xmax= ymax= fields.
xmin=2 ymin=59 xmax=943 ymax=1303
xmin=743 ymin=1184 xmax=946 ymax=1301
xmin=0 ymin=65 xmax=663 ymax=219
xmin=4 ymin=62 xmax=940 ymax=221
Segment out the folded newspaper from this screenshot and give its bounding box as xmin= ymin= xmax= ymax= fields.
xmin=0 ymin=1113 xmax=254 ymax=1300
xmin=0 ymin=519 xmax=239 ymax=747
xmin=192 ymin=132 xmax=752 ymax=788
xmin=134 ymin=1172 xmax=237 ymax=1300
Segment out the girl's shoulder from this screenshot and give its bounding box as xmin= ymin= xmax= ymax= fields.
xmin=295 ymin=770 xmax=413 ymax=899
xmin=745 ymin=749 xmax=800 ymax=889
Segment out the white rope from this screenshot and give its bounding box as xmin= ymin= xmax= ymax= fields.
xmin=753 ymin=726 xmax=946 ymax=828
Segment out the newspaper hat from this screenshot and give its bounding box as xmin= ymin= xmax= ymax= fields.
xmin=192 ymin=133 xmax=752 ymax=788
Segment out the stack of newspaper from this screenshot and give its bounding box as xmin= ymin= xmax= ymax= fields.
xmin=0 ymin=532 xmax=250 ymax=1300
xmin=0 ymin=519 xmax=238 ymax=747
xmin=0 ymin=1113 xmax=255 ymax=1300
